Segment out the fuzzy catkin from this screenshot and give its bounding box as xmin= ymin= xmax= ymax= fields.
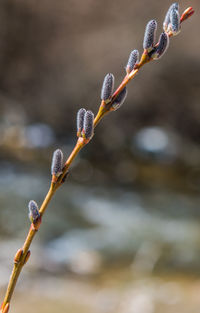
xmin=112 ymin=87 xmax=127 ymax=111
xmin=163 ymin=3 xmax=179 ymax=31
xmin=143 ymin=20 xmax=157 ymax=50
xmin=28 ymin=200 xmax=40 ymax=224
xmin=126 ymin=50 xmax=139 ymax=73
xmin=101 ymin=73 xmax=115 ymax=100
xmin=170 ymin=7 xmax=180 ymax=34
xmin=152 ymin=32 xmax=169 ymax=59
xmin=83 ymin=110 xmax=94 ymax=139
xmin=77 ymin=108 xmax=86 ymax=133
xmin=51 ymin=149 xmax=63 ymax=177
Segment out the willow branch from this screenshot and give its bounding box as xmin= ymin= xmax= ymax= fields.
xmin=0 ymin=6 xmax=194 ymax=313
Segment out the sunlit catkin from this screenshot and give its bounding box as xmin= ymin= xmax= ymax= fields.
xmin=152 ymin=32 xmax=169 ymax=59
xmin=126 ymin=50 xmax=139 ymax=74
xmin=143 ymin=20 xmax=157 ymax=51
xmin=77 ymin=108 xmax=86 ymax=137
xmin=51 ymin=149 xmax=63 ymax=177
xmin=28 ymin=200 xmax=40 ymax=224
xmin=83 ymin=110 xmax=94 ymax=139
xmin=163 ymin=3 xmax=179 ymax=32
xmin=101 ymin=73 xmax=115 ymax=101
xmin=170 ymin=6 xmax=180 ymax=35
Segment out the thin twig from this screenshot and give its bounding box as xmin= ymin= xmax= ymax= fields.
xmin=0 ymin=6 xmax=194 ymax=313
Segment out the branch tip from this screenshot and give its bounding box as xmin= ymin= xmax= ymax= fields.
xmin=180 ymin=7 xmax=194 ymax=23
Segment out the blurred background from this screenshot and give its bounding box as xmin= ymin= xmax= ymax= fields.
xmin=0 ymin=0 xmax=200 ymax=312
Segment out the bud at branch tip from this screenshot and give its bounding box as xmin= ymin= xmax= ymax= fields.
xmin=169 ymin=5 xmax=180 ymax=35
xmin=163 ymin=3 xmax=179 ymax=32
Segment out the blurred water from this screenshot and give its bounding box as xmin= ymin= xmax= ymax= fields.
xmin=1 ymin=165 xmax=200 ymax=275
xmin=1 ymin=161 xmax=200 ymax=312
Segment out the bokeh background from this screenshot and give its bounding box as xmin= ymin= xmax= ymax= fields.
xmin=0 ymin=0 xmax=200 ymax=312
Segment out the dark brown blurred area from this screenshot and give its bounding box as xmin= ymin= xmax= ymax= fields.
xmin=0 ymin=0 xmax=199 ymax=137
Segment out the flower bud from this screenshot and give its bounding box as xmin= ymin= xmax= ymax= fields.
xmin=143 ymin=20 xmax=157 ymax=51
xmin=23 ymin=250 xmax=31 ymax=265
xmin=163 ymin=3 xmax=179 ymax=32
xmin=28 ymin=200 xmax=40 ymax=224
xmin=126 ymin=50 xmax=139 ymax=74
xmin=112 ymin=87 xmax=127 ymax=111
xmin=51 ymin=149 xmax=63 ymax=177
xmin=180 ymin=7 xmax=194 ymax=23
xmin=77 ymin=108 xmax=86 ymax=137
xmin=152 ymin=32 xmax=169 ymax=60
xmin=170 ymin=6 xmax=180 ymax=35
xmin=83 ymin=110 xmax=94 ymax=139
xmin=14 ymin=249 xmax=23 ymax=264
xmin=101 ymin=73 xmax=115 ymax=101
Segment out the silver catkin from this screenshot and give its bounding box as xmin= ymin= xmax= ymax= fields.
xmin=163 ymin=3 xmax=179 ymax=32
xmin=170 ymin=6 xmax=180 ymax=35
xmin=172 ymin=2 xmax=179 ymax=10
xmin=101 ymin=73 xmax=115 ymax=101
xmin=83 ymin=110 xmax=94 ymax=139
xmin=77 ymin=108 xmax=86 ymax=134
xmin=152 ymin=32 xmax=169 ymax=60
xmin=51 ymin=149 xmax=63 ymax=177
xmin=28 ymin=200 xmax=40 ymax=224
xmin=112 ymin=87 xmax=127 ymax=111
xmin=126 ymin=50 xmax=139 ymax=74
xmin=143 ymin=20 xmax=157 ymax=51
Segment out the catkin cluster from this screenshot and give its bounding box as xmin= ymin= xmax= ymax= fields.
xmin=31 ymin=2 xmax=191 ymax=217
xmin=28 ymin=2 xmax=193 ymax=229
